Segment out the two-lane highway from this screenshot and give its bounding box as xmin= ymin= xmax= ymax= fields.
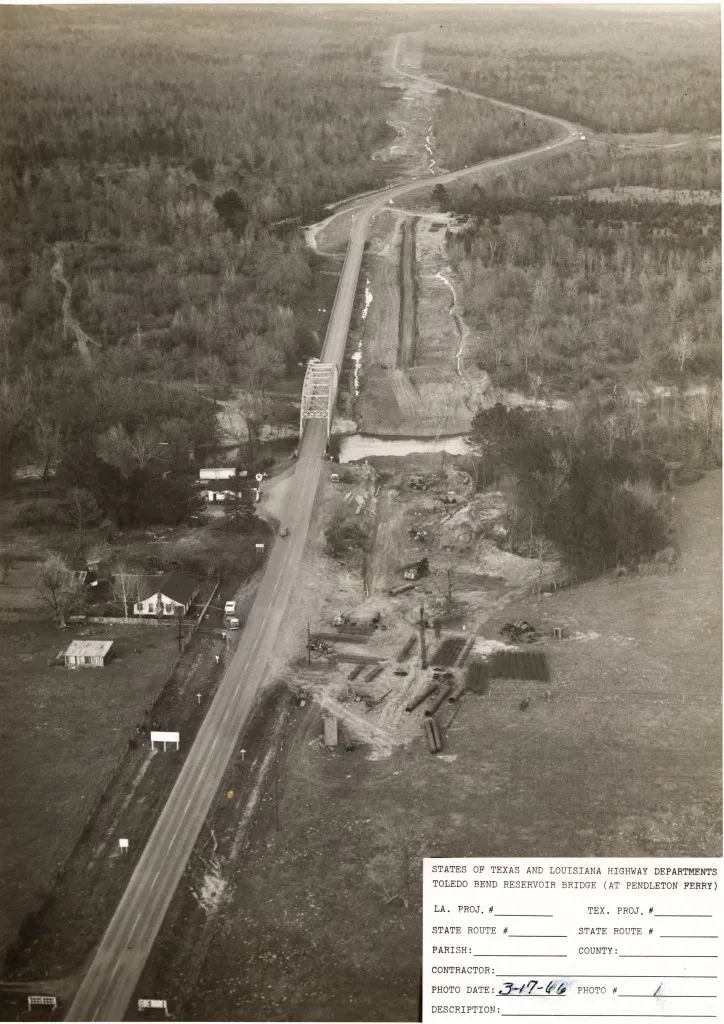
xmin=66 ymin=419 xmax=327 ymax=1020
xmin=66 ymin=36 xmax=586 ymax=1022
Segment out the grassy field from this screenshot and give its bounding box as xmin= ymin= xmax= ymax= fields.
xmin=129 ymin=470 xmax=720 ymax=1022
xmin=0 ymin=619 xmax=179 ymax=961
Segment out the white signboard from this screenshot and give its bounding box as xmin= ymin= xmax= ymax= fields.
xmin=138 ymin=998 xmax=170 ymax=1016
xmin=28 ymin=996 xmax=57 ymax=1010
xmin=150 ymin=731 xmax=180 ymax=751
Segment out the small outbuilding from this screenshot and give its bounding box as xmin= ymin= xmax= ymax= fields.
xmin=64 ymin=640 xmax=114 ymax=668
xmin=322 ymin=716 xmax=339 ymax=747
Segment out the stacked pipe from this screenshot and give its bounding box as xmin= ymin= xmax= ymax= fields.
xmin=458 ymin=636 xmax=475 ymax=667
xmin=465 ymin=660 xmax=489 ymax=695
xmin=425 ymin=683 xmax=452 ymax=717
xmin=405 ymin=681 xmax=438 ymax=713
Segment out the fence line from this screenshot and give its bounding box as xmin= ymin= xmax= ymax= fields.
xmin=69 ymin=586 xmax=219 ymax=628
xmin=69 ymin=615 xmax=171 ymax=626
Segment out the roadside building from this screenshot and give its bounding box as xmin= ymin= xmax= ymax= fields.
xmin=199 ymin=467 xmax=247 ymax=502
xmin=132 ymin=572 xmax=199 ymax=617
xmin=64 ymin=639 xmax=114 ymax=668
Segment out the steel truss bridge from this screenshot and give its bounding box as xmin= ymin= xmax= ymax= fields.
xmin=299 ymin=361 xmax=339 ymax=441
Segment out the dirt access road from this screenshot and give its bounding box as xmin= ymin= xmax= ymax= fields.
xmin=65 ymin=35 xmax=588 ymax=1023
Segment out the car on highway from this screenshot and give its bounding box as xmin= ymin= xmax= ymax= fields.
xmin=280 ymin=526 xmax=289 ymax=537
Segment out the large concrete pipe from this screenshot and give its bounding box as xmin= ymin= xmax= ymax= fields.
xmin=425 ymin=684 xmax=452 ymax=717
xmin=424 ymin=717 xmax=441 ymax=753
xmin=405 ymin=681 xmax=439 ymax=713
xmin=448 ymin=680 xmax=466 ymax=703
xmin=429 ymin=715 xmax=443 ymax=751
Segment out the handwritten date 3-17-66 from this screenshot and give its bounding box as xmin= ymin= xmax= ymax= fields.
xmin=497 ymin=980 xmax=568 ymax=996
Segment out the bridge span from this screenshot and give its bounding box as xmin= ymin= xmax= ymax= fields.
xmin=300 ymin=361 xmax=339 ymax=440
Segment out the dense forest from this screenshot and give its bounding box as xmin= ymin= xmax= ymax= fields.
xmin=470 ymin=403 xmax=674 ymax=576
xmin=0 ymin=7 xmax=401 ymax=501
xmin=431 ymin=89 xmax=554 ymax=169
xmin=422 ymin=5 xmax=720 ymax=133
xmin=476 ymin=144 xmax=721 ymax=201
xmin=439 ymin=134 xmax=720 ymax=575
xmin=438 ymin=141 xmax=721 ymax=412
xmin=445 ymin=196 xmax=720 ymax=390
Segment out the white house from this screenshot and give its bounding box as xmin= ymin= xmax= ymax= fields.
xmin=199 ymin=467 xmax=247 ymax=502
xmin=132 ymin=572 xmax=199 ymax=617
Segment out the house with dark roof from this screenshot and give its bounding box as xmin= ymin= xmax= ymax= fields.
xmin=132 ymin=571 xmax=199 ymax=617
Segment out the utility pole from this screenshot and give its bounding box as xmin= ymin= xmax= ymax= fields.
xmin=307 ymin=623 xmax=311 ymax=667
xmin=418 ymin=604 xmax=428 ymax=670
xmin=438 ymin=405 xmax=450 ymax=475
xmin=275 ymin=768 xmax=280 ymax=832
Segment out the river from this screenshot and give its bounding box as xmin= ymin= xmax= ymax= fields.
xmin=338 ymin=433 xmax=470 ymax=463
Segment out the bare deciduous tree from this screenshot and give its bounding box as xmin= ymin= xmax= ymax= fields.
xmin=125 ymin=426 xmax=164 ymax=471
xmin=111 ymin=563 xmax=138 ymax=616
xmin=602 ymin=416 xmax=620 ymax=459
xmin=97 ymin=424 xmax=133 ymax=477
xmin=35 ymin=552 xmax=86 ymax=627
xmin=63 ymin=486 xmax=101 ymax=557
xmin=34 ymin=418 xmax=64 ymax=481
xmin=97 ymin=423 xmax=164 ymax=474
xmin=689 ymin=381 xmax=721 ymax=453
xmin=558 ymin=403 xmax=584 ymax=461
xmin=672 ymin=329 xmax=695 ymax=373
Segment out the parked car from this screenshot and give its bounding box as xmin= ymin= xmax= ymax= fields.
xmin=224 ymin=600 xmax=236 ymax=617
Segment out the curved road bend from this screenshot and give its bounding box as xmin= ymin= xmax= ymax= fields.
xmin=66 ymin=37 xmax=585 ymax=1023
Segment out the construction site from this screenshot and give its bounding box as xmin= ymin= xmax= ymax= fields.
xmin=127 ymin=458 xmax=719 ymax=1023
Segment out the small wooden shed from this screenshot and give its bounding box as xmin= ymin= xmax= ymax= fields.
xmin=64 ymin=640 xmax=113 ymax=668
xmin=322 ymin=716 xmax=339 ymax=747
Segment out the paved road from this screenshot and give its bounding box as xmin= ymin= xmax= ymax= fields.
xmin=66 ymin=37 xmax=585 ymax=1023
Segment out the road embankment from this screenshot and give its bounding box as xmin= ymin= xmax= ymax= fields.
xmin=397 ymin=216 xmax=419 ymax=369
